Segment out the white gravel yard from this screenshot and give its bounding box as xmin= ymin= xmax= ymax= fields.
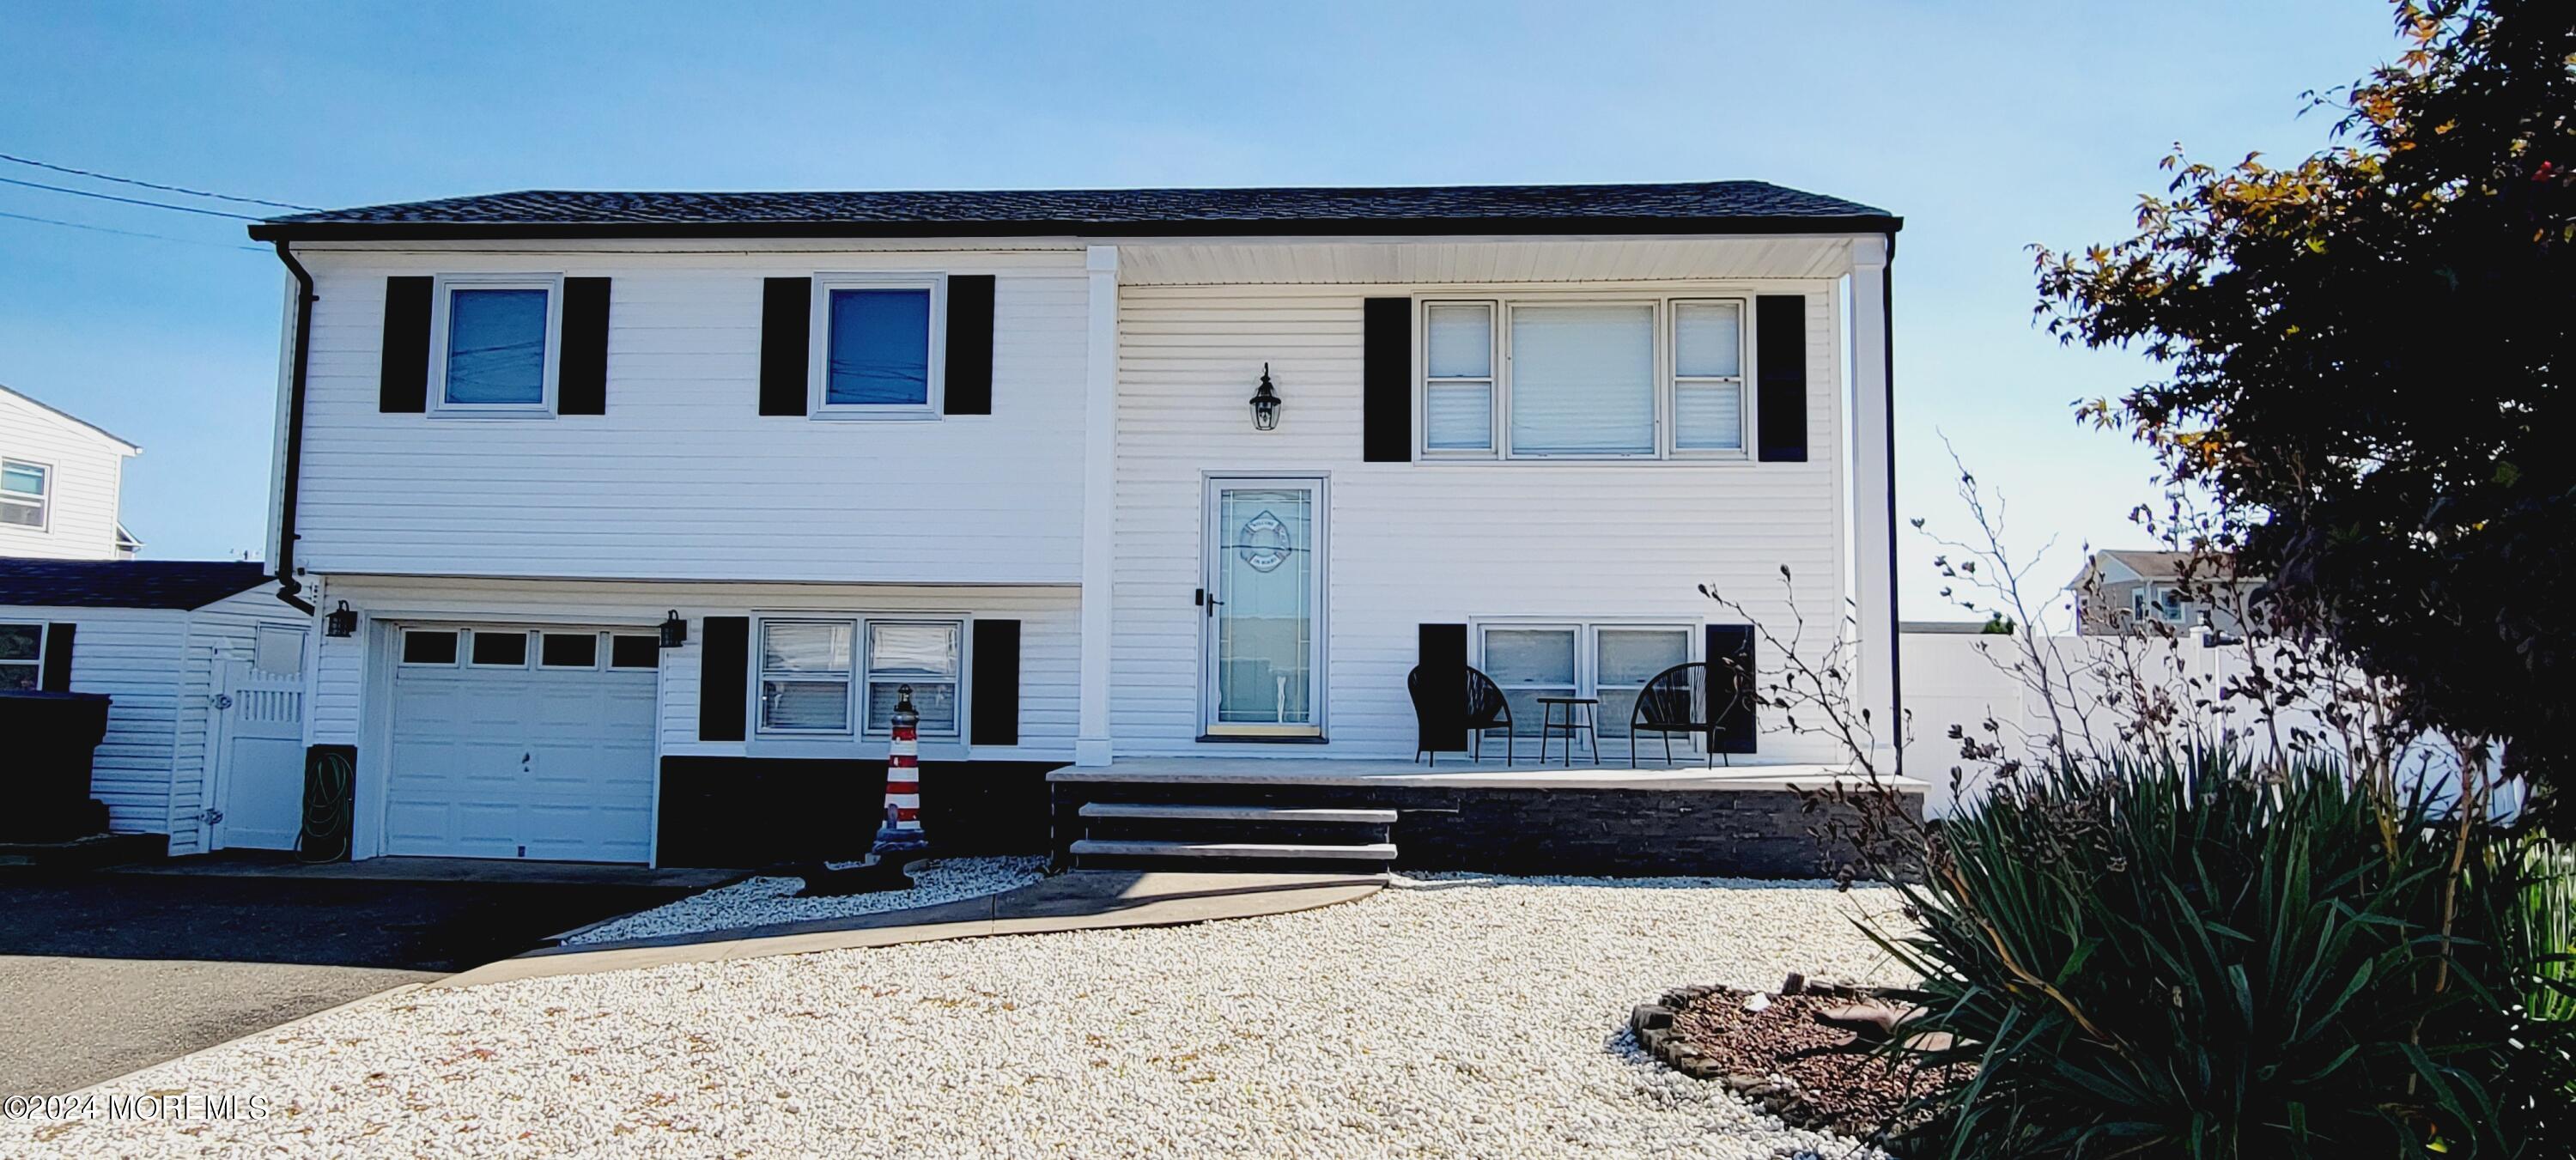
xmin=12 ymin=873 xmax=1911 ymax=1159
xmin=562 ymin=856 xmax=1048 ymax=945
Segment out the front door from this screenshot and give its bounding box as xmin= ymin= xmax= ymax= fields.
xmin=1202 ymin=477 xmax=1326 ymax=738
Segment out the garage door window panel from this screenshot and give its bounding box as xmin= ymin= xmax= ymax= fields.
xmin=540 ymin=632 xmax=599 ymax=670
xmin=400 ymin=629 xmax=459 ymax=666
xmin=469 ymin=629 xmax=530 ymax=668
xmin=609 ymin=635 xmax=659 ymax=669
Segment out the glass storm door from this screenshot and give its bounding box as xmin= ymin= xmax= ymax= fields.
xmin=1203 ymin=477 xmax=1325 ymax=738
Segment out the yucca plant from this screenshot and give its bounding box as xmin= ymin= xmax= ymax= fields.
xmin=1868 ymin=744 xmax=2573 ymax=1158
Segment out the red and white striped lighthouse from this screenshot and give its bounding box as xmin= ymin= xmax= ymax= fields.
xmin=872 ymin=683 xmax=927 ymax=854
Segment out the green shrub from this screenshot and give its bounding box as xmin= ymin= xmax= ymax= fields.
xmin=1874 ymin=745 xmax=2574 ymax=1158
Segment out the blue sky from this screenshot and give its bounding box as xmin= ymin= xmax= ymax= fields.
xmin=0 ymin=2 xmax=2401 ymax=617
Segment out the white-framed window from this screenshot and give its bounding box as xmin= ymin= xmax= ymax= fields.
xmin=1474 ymin=621 xmax=1695 ymax=745
xmin=252 ymin=624 xmax=304 ymax=676
xmin=429 ymin=273 xmax=562 ymax=415
xmin=2 ymin=459 xmax=49 ymax=530
xmin=757 ymin=619 xmax=855 ymax=735
xmin=809 ymin=273 xmax=945 ymax=418
xmin=0 ymin=621 xmax=43 ymax=690
xmin=753 ymin=615 xmax=967 ymax=738
xmin=1422 ymin=303 xmax=1496 ymax=452
xmin=864 ymin=620 xmax=961 ymax=737
xmin=1419 ymin=295 xmax=1753 ymax=460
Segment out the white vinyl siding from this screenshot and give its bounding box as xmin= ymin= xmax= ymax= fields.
xmin=0 ymin=387 xmax=135 ymax=560
xmin=0 ymin=590 xmax=307 ymax=854
xmin=287 ymin=249 xmax=1088 ymax=584
xmin=1115 ymin=277 xmax=1848 ymax=763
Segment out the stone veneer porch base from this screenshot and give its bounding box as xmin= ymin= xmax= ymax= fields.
xmin=1050 ymin=759 xmax=1926 ymax=878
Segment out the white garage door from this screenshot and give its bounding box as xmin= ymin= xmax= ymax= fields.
xmin=387 ymin=628 xmax=659 ymax=862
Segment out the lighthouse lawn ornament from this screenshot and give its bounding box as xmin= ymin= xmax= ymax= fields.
xmin=795 ymin=684 xmax=931 ymax=896
xmin=873 ymin=684 xmax=930 ymax=858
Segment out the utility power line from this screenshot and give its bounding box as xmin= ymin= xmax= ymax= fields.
xmin=1 ymin=174 xmax=266 ymax=220
xmin=0 ymin=209 xmax=266 ymax=253
xmin=0 ymin=150 xmax=319 ymax=211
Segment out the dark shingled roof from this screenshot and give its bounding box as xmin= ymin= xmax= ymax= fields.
xmin=249 ymin=181 xmax=1899 ymax=241
xmin=0 ymin=558 xmax=274 ymax=610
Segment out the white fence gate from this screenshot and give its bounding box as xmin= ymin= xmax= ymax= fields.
xmin=210 ymin=630 xmax=307 ymax=851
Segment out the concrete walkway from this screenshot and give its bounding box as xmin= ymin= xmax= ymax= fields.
xmin=439 ymin=869 xmax=1382 ymax=988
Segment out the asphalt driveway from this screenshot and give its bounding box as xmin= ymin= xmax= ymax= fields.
xmin=0 ymin=862 xmax=713 ymax=1095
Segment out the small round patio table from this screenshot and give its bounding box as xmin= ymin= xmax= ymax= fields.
xmin=1534 ymin=696 xmax=1601 ymax=768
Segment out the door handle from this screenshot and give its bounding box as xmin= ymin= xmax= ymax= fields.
xmin=1197 ymin=588 xmax=1222 ymax=617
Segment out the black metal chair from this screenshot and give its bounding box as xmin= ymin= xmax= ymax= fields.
xmin=1629 ymin=660 xmax=1751 ymax=768
xmin=1407 ymin=664 xmax=1514 ymax=766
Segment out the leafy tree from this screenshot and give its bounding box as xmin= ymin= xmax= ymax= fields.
xmin=2037 ymin=0 xmax=2575 ymax=810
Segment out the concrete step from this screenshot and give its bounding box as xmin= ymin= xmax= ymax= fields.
xmin=1069 ymin=839 xmax=1399 ymax=862
xmin=1078 ymin=803 xmax=1399 ymax=825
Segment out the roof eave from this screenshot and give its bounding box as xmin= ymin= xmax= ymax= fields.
xmin=248 ymin=213 xmax=1904 ymax=244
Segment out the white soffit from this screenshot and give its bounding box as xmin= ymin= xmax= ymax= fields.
xmin=1114 ymin=236 xmax=1859 ymax=286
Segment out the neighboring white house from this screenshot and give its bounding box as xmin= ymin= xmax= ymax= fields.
xmin=0 ymin=559 xmax=312 ymax=855
xmin=2073 ymin=549 xmax=2263 ymax=637
xmin=1 ymin=382 xmax=141 ymax=561
xmin=247 ymin=181 xmax=1911 ymax=869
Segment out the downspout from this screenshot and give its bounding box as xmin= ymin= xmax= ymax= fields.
xmin=1880 ymin=233 xmax=1902 ymax=775
xmin=269 ymin=240 xmax=317 ymax=614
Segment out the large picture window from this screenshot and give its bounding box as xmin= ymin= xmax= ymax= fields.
xmin=1420 ymin=296 xmax=1752 ymax=460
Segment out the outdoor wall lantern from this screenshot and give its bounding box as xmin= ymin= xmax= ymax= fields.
xmin=1249 ymin=363 xmax=1283 ymax=431
xmin=659 ymin=610 xmax=688 ymax=649
xmin=324 ymin=601 xmax=358 ymax=638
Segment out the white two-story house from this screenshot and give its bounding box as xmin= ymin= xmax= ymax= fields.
xmin=246 ymin=181 xmax=1914 ymax=873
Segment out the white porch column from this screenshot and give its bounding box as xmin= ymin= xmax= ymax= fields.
xmin=1075 ymin=245 xmax=1119 ymax=766
xmin=1848 ymin=236 xmax=1901 ymax=771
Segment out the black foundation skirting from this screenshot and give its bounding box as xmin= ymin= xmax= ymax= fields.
xmin=1049 ymin=779 xmax=1920 ymax=878
xmin=658 ymin=757 xmax=1061 ymax=868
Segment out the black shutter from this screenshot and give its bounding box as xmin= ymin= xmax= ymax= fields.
xmin=944 ymin=275 xmax=995 ymax=416
xmin=40 ymin=623 xmax=75 ymax=691
xmin=1417 ymin=623 xmax=1467 ymax=753
xmin=699 ymin=616 xmax=748 ymax=742
xmin=1755 ymin=295 xmax=1808 ymax=462
xmin=380 ymin=276 xmax=432 ymax=413
xmin=1363 ymin=297 xmax=1413 ymax=463
xmin=969 ymin=618 xmax=1020 ymax=745
xmin=1707 ymin=624 xmax=1757 ymax=754
xmin=557 ymin=276 xmax=611 ymax=415
xmin=759 ymin=277 xmax=811 ymax=416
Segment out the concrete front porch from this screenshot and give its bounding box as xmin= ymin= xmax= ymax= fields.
xmin=1055 ymin=755 xmax=1924 ymax=794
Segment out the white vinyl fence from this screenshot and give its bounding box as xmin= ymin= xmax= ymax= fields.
xmin=1899 ymin=631 xmax=2482 ymax=819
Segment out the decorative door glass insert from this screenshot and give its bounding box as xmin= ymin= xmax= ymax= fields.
xmin=1207 ymin=480 xmax=1321 ymax=736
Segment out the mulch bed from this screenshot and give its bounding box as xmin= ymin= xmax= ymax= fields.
xmin=1631 ymin=982 xmax=1972 ymax=1147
